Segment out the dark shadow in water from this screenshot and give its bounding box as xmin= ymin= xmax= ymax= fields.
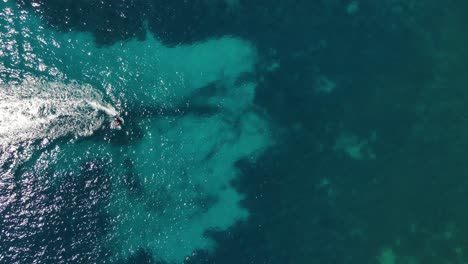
xmin=16 ymin=0 xmax=147 ymax=45
xmin=114 ymin=248 xmax=160 ymax=264
xmin=16 ymin=0 xmax=234 ymax=46
xmin=121 ymin=158 xmax=144 ymax=198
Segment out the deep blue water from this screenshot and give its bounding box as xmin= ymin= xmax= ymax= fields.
xmin=2 ymin=0 xmax=468 ymax=263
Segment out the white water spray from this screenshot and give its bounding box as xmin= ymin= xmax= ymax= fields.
xmin=86 ymin=101 xmax=119 ymax=117
xmin=0 ymin=80 xmax=118 ymax=146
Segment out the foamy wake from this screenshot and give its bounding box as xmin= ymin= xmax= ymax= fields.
xmin=0 ymin=80 xmax=118 ymax=147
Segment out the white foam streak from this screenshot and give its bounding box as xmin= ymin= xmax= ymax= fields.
xmin=86 ymin=101 xmax=119 ymax=117
xmin=0 ymin=80 xmax=116 ymax=146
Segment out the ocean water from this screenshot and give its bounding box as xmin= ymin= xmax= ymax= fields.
xmin=1 ymin=0 xmax=468 ymax=263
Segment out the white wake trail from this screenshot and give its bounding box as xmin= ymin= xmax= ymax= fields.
xmin=0 ymin=80 xmax=118 ymax=147
xmin=86 ymin=101 xmax=119 ymax=117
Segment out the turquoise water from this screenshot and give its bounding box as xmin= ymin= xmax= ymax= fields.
xmin=1 ymin=1 xmax=269 ymax=262
xmin=2 ymin=0 xmax=468 ymax=263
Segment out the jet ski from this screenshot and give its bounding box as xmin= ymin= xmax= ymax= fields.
xmin=110 ymin=115 xmax=124 ymax=130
